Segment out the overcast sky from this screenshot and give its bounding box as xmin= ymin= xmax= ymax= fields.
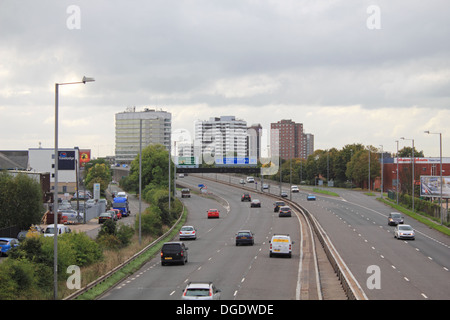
xmin=1 ymin=1 xmax=449 ymax=158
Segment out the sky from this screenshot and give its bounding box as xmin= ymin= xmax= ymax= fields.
xmin=1 ymin=0 xmax=450 ymax=159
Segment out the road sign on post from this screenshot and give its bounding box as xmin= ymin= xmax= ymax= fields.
xmin=93 ymin=183 xmax=100 ymax=200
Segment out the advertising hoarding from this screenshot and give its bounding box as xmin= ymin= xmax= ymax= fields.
xmin=420 ymin=176 xmax=450 ymax=198
xmin=58 ymin=151 xmax=76 ymax=170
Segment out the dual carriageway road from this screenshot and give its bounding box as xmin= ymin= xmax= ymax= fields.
xmin=100 ymin=174 xmax=450 ymax=300
xmin=101 ymin=174 xmax=335 ymax=300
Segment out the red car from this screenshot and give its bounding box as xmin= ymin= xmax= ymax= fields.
xmin=110 ymin=208 xmax=122 ymax=219
xmin=207 ymin=209 xmax=220 ymax=219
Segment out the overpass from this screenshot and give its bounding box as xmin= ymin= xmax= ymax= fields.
xmin=112 ymin=165 xmax=261 ymax=182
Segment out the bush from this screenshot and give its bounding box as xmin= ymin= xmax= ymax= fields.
xmin=97 ymin=233 xmax=122 ymax=250
xmin=139 ymin=205 xmax=163 ymax=236
xmin=63 ymin=232 xmax=103 ymax=266
xmin=96 ymin=219 xmax=135 ymax=249
xmin=116 ymin=224 xmax=135 ymax=247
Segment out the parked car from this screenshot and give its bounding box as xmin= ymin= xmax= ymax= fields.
xmin=161 ymin=242 xmax=188 ymax=265
xmin=274 ymin=201 xmax=286 ymax=212
xmin=269 ymin=234 xmax=294 ymax=258
xmin=179 ymin=226 xmax=197 ymax=240
xmin=250 ymin=199 xmax=261 ymax=207
xmin=207 ymin=209 xmax=220 ymax=219
xmin=59 ymin=209 xmax=83 ymax=224
xmin=181 ymin=282 xmax=221 ymax=300
xmin=388 ymin=212 xmax=404 ymax=226
xmin=109 ymin=209 xmax=122 ymax=219
xmin=235 ymin=230 xmax=254 ymax=246
xmin=278 ymin=206 xmax=292 ymax=217
xmin=394 ymin=225 xmax=415 ymax=240
xmin=43 ymin=224 xmax=72 ymax=237
xmin=0 ymin=237 xmax=19 ymax=256
xmin=98 ymin=211 xmax=116 ymax=224
xmin=241 ymin=193 xmax=251 ymax=202
xmin=307 ymin=194 xmax=316 ymax=201
xmin=17 ymin=225 xmax=43 ymax=242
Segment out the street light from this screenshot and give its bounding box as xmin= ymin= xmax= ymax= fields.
xmin=379 ymin=145 xmax=383 ymax=198
xmin=54 ymin=76 xmax=94 ymax=300
xmin=395 ymin=140 xmax=399 ymax=205
xmin=425 ymin=130 xmax=443 ymax=225
xmin=400 ymin=137 xmax=415 ymax=212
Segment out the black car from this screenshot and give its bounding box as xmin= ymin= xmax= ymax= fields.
xmin=278 ymin=206 xmax=292 ymax=217
xmin=241 ymin=193 xmax=251 ymax=202
xmin=235 ymin=230 xmax=254 ymax=246
xmin=161 ymin=242 xmax=188 ymax=265
xmin=273 ymin=201 xmax=285 ymax=212
xmin=388 ymin=212 xmax=404 ymax=226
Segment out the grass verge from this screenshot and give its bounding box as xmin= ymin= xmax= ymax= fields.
xmin=378 ymin=197 xmax=450 ymax=237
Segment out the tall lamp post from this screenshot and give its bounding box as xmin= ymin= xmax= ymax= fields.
xmin=395 ymin=140 xmax=399 ymax=205
xmin=425 ymin=131 xmax=443 ymax=225
xmin=400 ymin=137 xmax=415 ymax=212
xmin=54 ymin=76 xmax=94 ymax=300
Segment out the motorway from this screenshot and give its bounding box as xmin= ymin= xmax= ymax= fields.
xmin=100 ymin=175 xmax=334 ymax=300
xmin=235 ymin=174 xmax=450 ymax=300
xmin=299 ymin=187 xmax=450 ymax=300
xmin=99 ymin=173 xmax=450 ymax=300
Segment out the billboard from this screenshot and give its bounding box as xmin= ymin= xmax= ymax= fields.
xmin=58 ymin=151 xmax=76 ymax=170
xmin=79 ymin=149 xmax=91 ymax=167
xmin=420 ymin=176 xmax=450 ymax=198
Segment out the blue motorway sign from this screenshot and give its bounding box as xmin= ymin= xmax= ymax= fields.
xmin=215 ymin=157 xmax=257 ymax=165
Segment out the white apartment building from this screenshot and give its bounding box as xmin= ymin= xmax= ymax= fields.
xmin=115 ymin=108 xmax=171 ymax=164
xmin=194 ymin=116 xmax=248 ymax=163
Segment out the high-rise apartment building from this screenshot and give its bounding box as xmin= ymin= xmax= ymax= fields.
xmin=115 ymin=108 xmax=171 ymax=164
xmin=270 ymin=119 xmax=313 ymax=160
xmin=195 ymin=116 xmax=248 ymax=161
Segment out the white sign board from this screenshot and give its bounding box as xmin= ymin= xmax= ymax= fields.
xmin=93 ymin=183 xmax=100 ymax=200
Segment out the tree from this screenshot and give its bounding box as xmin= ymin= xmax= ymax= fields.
xmin=121 ymin=144 xmax=174 ymax=194
xmin=85 ymin=163 xmax=111 ymax=195
xmin=397 ymin=147 xmax=424 ymax=158
xmin=346 ymin=146 xmax=380 ymax=189
xmin=0 ymin=171 xmax=44 ymax=229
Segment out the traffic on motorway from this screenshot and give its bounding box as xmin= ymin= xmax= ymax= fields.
xmin=101 ymin=175 xmax=307 ymax=300
xmin=99 ymin=173 xmax=449 ymax=301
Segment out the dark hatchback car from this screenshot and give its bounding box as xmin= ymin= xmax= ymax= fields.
xmin=241 ymin=193 xmax=251 ymax=202
xmin=161 ymin=242 xmax=189 ymax=265
xmin=388 ymin=212 xmax=404 ymax=226
xmin=235 ymin=230 xmax=254 ymax=246
xmin=273 ymin=201 xmax=286 ymax=212
xmin=278 ymin=206 xmax=292 ymax=217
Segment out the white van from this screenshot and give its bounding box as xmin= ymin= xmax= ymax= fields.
xmin=269 ymin=234 xmax=294 ymax=258
xmin=43 ymin=224 xmax=72 ymax=237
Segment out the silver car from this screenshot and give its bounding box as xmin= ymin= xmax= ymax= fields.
xmin=181 ymin=282 xmax=221 ymax=300
xmin=179 ymin=226 xmax=197 ymax=240
xmin=394 ymin=224 xmax=415 ymax=240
